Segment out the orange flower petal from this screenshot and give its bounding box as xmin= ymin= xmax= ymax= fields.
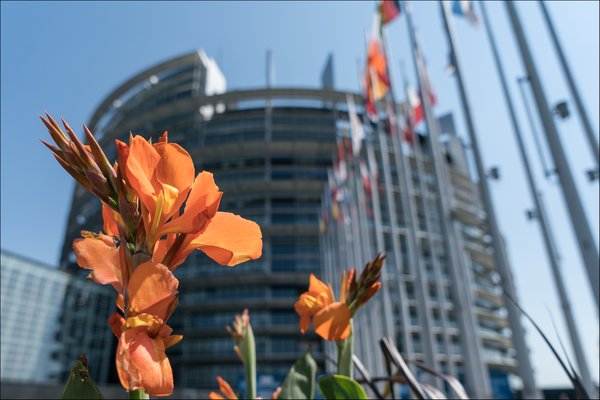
xmin=163 ymin=334 xmax=183 ymax=349
xmin=216 ymin=376 xmax=238 ymax=400
xmin=189 ymin=212 xmax=262 ymax=266
xmin=102 ymin=203 xmax=120 ymax=237
xmin=73 ymin=235 xmax=122 ymax=292
xmin=313 ymin=302 xmax=351 ymax=341
xmin=115 ymin=139 xmax=130 ymax=184
xmin=158 ymin=131 xmax=168 ymax=143
xmin=299 ymin=313 xmax=311 ymax=334
xmin=308 ymin=274 xmax=334 ymax=305
xmin=153 ymin=142 xmax=195 ymax=217
xmin=108 ymin=312 xmax=125 ymax=338
xmin=116 ymin=327 xmax=174 ymax=396
xmin=209 ymin=393 xmax=226 ymax=400
xmin=127 ymin=262 xmax=179 ymax=320
xmin=160 ymin=171 xmax=222 ymax=236
xmin=125 ymin=135 xmax=161 ymax=214
xmin=152 ymin=234 xmax=177 ymax=265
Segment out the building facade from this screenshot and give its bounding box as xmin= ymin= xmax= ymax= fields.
xmin=321 ymin=113 xmax=520 ymax=398
xmin=57 ymin=50 xmax=367 ymax=392
xmin=1 ymin=250 xmax=67 ymax=383
xmin=0 ymin=250 xmax=112 ymax=385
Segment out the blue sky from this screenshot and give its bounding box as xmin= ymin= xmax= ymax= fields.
xmin=1 ymin=0 xmax=598 ymax=389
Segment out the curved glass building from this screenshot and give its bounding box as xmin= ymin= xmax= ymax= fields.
xmin=59 ymin=50 xmax=360 ymax=392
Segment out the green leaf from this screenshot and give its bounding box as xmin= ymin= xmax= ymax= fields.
xmin=61 ymin=355 xmax=104 ymax=399
xmin=318 ymin=374 xmax=367 ymax=400
xmin=279 ymin=349 xmax=317 ymax=399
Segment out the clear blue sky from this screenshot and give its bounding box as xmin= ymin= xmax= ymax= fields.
xmin=1 ymin=0 xmax=598 ymax=389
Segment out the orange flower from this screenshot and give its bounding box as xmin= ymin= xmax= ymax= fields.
xmin=294 ymin=274 xmax=351 ymax=341
xmin=108 ymin=261 xmax=182 ymax=396
xmin=44 ymin=117 xmax=265 ymax=397
xmin=209 ymin=376 xmax=238 ymax=400
xmin=295 ymin=255 xmax=385 ymax=341
xmin=116 ymin=133 xmax=196 ymax=250
xmin=116 ymin=133 xmax=262 ymax=268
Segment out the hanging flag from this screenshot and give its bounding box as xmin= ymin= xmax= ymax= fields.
xmin=399 ymin=103 xmax=414 ymax=145
xmin=343 ymin=136 xmax=354 ymax=162
xmin=366 ymin=13 xmax=391 ymax=100
xmin=366 ymin=146 xmax=380 ymax=189
xmin=416 ymin=48 xmax=437 ymax=109
xmin=347 ymin=95 xmax=366 ymax=155
xmin=359 ymin=158 xmax=372 ymax=197
xmin=361 ymin=65 xmax=378 ymax=123
xmin=367 ymin=43 xmax=390 ymax=100
xmin=379 ymin=0 xmax=401 ymax=26
xmin=333 ymin=140 xmax=348 ymax=184
xmin=327 ymin=170 xmax=343 ymax=224
xmin=407 ymin=85 xmax=424 ymax=124
xmin=452 ymin=0 xmax=479 ymax=26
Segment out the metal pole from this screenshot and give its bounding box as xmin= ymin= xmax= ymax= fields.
xmin=505 ymin=1 xmax=600 ymax=310
xmin=439 ymin=2 xmax=539 ymax=397
xmin=480 ymin=3 xmax=596 ymax=396
xmin=404 ymin=2 xmax=491 ymax=397
xmin=538 ymin=0 xmax=599 ymax=170
xmin=517 ymin=77 xmax=555 ymax=179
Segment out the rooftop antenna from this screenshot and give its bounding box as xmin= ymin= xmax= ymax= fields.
xmin=321 ymin=53 xmax=335 ymax=90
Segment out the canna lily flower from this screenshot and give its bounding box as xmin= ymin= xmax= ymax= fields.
xmin=116 ymin=133 xmax=196 ymax=250
xmin=116 ymin=133 xmax=262 ymax=268
xmin=108 ymin=261 xmax=182 ymax=396
xmin=295 ymin=255 xmax=385 ymax=342
xmin=294 ymin=274 xmax=351 ymax=341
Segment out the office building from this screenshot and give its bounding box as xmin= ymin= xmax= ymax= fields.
xmin=0 ymin=250 xmax=112 ymax=385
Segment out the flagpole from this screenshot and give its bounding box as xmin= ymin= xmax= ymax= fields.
xmin=439 ymin=1 xmax=540 ymax=397
xmin=378 ymin=18 xmax=441 ymax=379
xmin=480 ymin=2 xmax=595 ymax=397
xmin=354 ymin=54 xmax=398 ymax=360
xmin=403 ymin=2 xmax=491 ymax=397
xmin=505 ymin=1 xmax=600 ymax=310
xmin=538 ymin=0 xmax=599 ymax=171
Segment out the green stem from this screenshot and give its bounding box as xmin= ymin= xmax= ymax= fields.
xmin=128 ymin=389 xmax=149 ymax=399
xmin=336 ymin=319 xmax=354 ymax=379
xmin=243 ymin=324 xmax=257 ymax=399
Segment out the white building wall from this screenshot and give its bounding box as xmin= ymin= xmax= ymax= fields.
xmin=1 ymin=251 xmax=68 ymax=383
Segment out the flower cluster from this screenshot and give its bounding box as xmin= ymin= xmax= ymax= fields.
xmin=42 ymin=114 xmax=262 ymax=396
xmin=295 ymin=254 xmax=385 ymax=341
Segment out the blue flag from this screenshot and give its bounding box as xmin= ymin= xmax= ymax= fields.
xmin=452 ymin=0 xmax=479 ymax=26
